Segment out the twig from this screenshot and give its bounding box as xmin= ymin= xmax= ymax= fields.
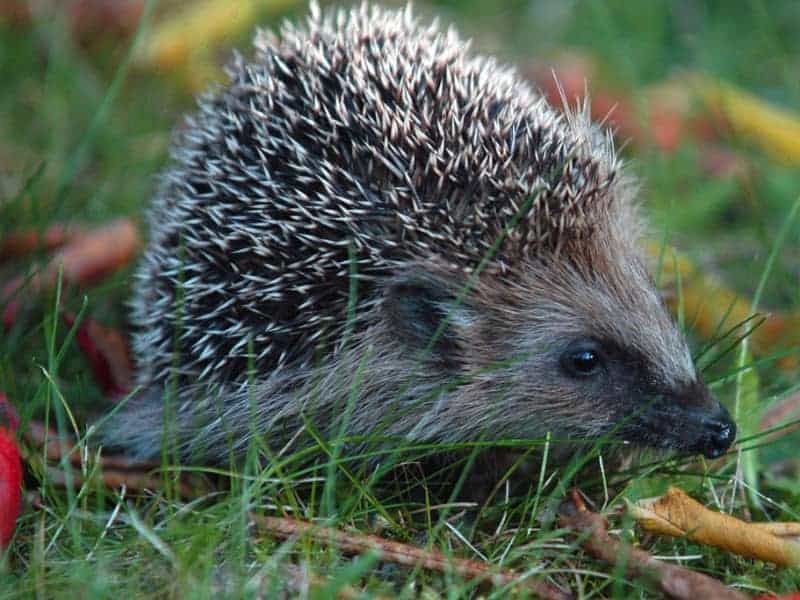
xmin=24 ymin=420 xmax=207 ymax=498
xmin=558 ymin=489 xmax=748 ymax=600
xmin=251 ymin=513 xmax=572 ymax=600
xmin=45 ymin=464 xmax=200 ymax=499
xmin=24 ymin=419 xmax=159 ymax=471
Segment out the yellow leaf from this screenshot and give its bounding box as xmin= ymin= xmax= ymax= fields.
xmin=690 ymin=74 xmax=800 ymax=166
xmin=629 ymin=487 xmax=800 ymax=567
xmin=136 ymin=0 xmax=300 ymax=88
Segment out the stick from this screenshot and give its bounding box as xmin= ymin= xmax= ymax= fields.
xmin=24 ymin=420 xmax=159 ymax=471
xmin=45 ymin=465 xmax=200 ymax=499
xmin=558 ymin=490 xmax=748 ymax=600
xmin=251 ymin=513 xmax=572 ymax=600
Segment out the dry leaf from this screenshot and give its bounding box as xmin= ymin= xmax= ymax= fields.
xmin=41 ymin=218 xmax=140 ymax=287
xmin=23 ymin=420 xmax=207 ymax=498
xmin=526 ymin=54 xmax=646 ymax=148
xmin=62 ymin=313 xmax=133 ymax=398
xmin=135 ymin=0 xmax=259 ymax=69
xmin=0 ymin=223 xmax=85 ymax=263
xmin=44 ymin=464 xmax=201 ymax=499
xmin=2 ymin=219 xmax=140 ymax=325
xmin=628 ymin=487 xmax=800 ymax=567
xmin=528 ymin=55 xmax=800 ymax=166
xmin=23 ymin=420 xmax=158 ymax=472
xmin=135 ymin=0 xmax=300 ymax=89
xmin=691 ymin=75 xmax=800 ymax=166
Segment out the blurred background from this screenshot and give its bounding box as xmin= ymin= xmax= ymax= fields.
xmin=1 ymin=0 xmax=799 ymax=503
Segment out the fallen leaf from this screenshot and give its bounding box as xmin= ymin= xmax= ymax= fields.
xmin=628 ymin=487 xmax=800 ymax=567
xmin=691 ymin=75 xmax=800 ymax=166
xmin=2 ymin=219 xmax=141 ymax=326
xmin=23 ymin=420 xmax=157 ymax=472
xmin=44 ymin=464 xmax=201 ymax=499
xmin=62 ymin=313 xmax=133 ymax=398
xmin=0 ymin=393 xmax=22 ymax=548
xmin=759 ymin=391 xmax=800 ymax=443
xmin=135 ymin=0 xmax=258 ymax=69
xmin=22 ymin=420 xmax=208 ymax=498
xmin=560 ymin=489 xmax=747 ymax=600
xmin=526 ymin=54 xmax=645 ymax=148
xmin=528 ymin=55 xmax=800 ymax=166
xmin=0 ymin=223 xmax=85 ymax=263
xmin=39 ymin=218 xmax=140 ymax=288
xmin=698 ymin=146 xmax=749 ymax=180
xmin=134 ymin=0 xmax=300 ymax=89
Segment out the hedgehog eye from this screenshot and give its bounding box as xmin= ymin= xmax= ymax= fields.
xmin=560 ymin=340 xmax=604 ymax=378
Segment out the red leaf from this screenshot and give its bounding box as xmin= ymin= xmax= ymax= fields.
xmin=0 ymin=393 xmax=21 ymax=548
xmin=62 ymin=314 xmax=133 ymax=398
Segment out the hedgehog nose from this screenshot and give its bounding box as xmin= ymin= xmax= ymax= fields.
xmin=698 ymin=406 xmax=737 ymax=459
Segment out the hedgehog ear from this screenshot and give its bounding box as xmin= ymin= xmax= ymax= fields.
xmin=382 ymin=272 xmax=474 ymax=362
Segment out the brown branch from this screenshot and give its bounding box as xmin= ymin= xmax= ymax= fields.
xmin=23 ymin=420 xmax=159 ymax=471
xmin=24 ymin=420 xmax=208 ymax=498
xmin=559 ymin=489 xmax=749 ymax=600
xmin=251 ymin=513 xmax=572 ymax=600
xmin=44 ymin=464 xmax=202 ymax=499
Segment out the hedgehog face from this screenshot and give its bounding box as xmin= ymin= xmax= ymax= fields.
xmin=551 ymin=336 xmax=736 ymax=458
xmin=486 ymin=244 xmax=737 ymax=459
xmin=381 ymin=243 xmax=736 ymax=459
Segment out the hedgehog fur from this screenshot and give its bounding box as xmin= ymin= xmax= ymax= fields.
xmin=107 ymin=2 xmax=736 ymax=465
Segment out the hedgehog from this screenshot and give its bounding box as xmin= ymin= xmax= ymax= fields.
xmin=105 ymin=2 xmax=736 ymax=467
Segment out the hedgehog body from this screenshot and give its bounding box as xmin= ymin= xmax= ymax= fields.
xmin=109 ymin=3 xmax=735 ymax=464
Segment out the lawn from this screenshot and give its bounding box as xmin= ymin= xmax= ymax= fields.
xmin=1 ymin=0 xmax=799 ymax=598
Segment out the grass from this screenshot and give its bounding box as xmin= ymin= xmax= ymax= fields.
xmin=1 ymin=0 xmax=800 ymax=597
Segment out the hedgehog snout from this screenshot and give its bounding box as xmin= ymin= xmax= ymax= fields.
xmin=687 ymin=401 xmax=737 ymax=459
xmin=666 ymin=382 xmax=737 ymax=458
